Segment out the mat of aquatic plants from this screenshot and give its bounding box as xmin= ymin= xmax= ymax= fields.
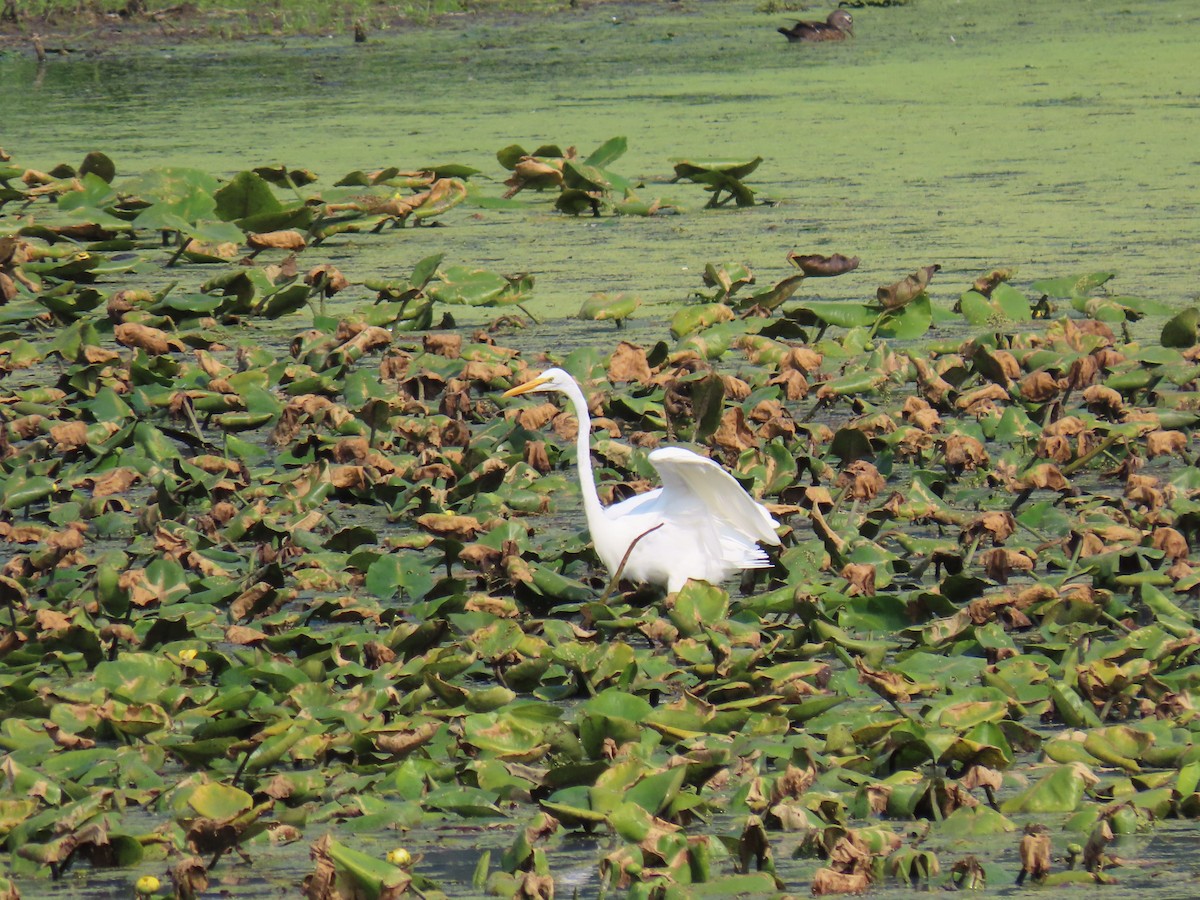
xmin=4 ymin=144 xmax=1200 ymax=900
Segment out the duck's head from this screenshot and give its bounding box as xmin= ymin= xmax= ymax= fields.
xmin=829 ymin=9 xmax=854 ymax=34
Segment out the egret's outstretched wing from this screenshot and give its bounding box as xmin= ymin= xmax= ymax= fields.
xmin=647 ymin=447 xmax=780 ymax=546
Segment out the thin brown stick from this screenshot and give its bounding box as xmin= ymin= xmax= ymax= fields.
xmin=597 ymin=523 xmax=664 ymax=604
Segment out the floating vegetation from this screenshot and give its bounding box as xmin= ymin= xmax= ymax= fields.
xmin=3 ymin=142 xmax=1200 ymax=898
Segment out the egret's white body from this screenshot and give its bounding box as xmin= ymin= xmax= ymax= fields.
xmin=504 ymin=368 xmax=781 ymax=592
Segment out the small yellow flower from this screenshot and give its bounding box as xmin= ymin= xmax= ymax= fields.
xmin=135 ymin=874 xmax=160 ymax=895
xmin=387 ymin=847 xmax=412 ymax=867
xmin=178 ymin=648 xmax=198 ymax=662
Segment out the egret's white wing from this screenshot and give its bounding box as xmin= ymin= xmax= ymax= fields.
xmin=647 ymin=447 xmax=780 ymax=546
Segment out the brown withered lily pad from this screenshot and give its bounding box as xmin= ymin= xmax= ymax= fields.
xmin=416 ymin=513 xmax=484 ymax=540
xmin=247 ymin=230 xmax=307 ymax=252
xmin=877 ymin=263 xmax=941 ymax=309
xmin=786 ymin=251 xmax=861 ymax=277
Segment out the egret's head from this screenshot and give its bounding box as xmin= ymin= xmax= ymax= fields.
xmin=502 ymin=367 xmax=572 ymax=398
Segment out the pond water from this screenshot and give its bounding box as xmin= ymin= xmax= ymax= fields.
xmin=2 ymin=0 xmax=1198 ymax=331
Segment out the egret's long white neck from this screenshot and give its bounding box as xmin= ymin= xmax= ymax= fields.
xmin=560 ymin=376 xmax=607 ymax=524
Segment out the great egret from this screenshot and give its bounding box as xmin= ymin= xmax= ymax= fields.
xmin=503 ymin=368 xmax=781 ymax=593
xmin=778 ymin=9 xmax=854 ymax=42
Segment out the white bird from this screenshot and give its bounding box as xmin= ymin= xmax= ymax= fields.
xmin=503 ymin=368 xmax=781 ymax=593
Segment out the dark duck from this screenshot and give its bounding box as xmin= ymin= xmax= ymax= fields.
xmin=778 ymin=9 xmax=854 ymax=42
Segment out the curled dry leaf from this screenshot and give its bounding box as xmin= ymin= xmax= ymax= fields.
xmin=828 ymin=830 xmax=877 ymax=873
xmin=750 ymin=397 xmax=793 ymax=429
xmin=713 ymin=407 xmax=757 ymax=454
xmin=264 ymin=254 xmax=299 ymax=283
xmin=459 ymin=543 xmax=502 ymax=573
xmin=1066 ymin=354 xmax=1100 ymax=390
xmin=877 ymin=263 xmax=940 ymax=309
xmin=782 ymin=346 xmax=823 ymax=373
xmin=804 ymin=486 xmax=835 ymax=509
xmin=837 ymin=460 xmax=884 ymax=501
xmin=840 ymin=563 xmax=876 ymax=597
xmin=518 ymin=872 xmax=555 ymax=900
xmin=1019 ymin=463 xmax=1071 ymax=492
xmin=972 ymin=268 xmax=1015 ymax=297
xmin=855 ymin=658 xmax=913 ymax=703
xmin=423 ymin=333 xmax=462 ymax=358
xmin=7 ymin=415 xmax=45 ymax=440
xmin=225 ymin=625 xmax=268 ymax=645
xmin=337 ymin=325 xmax=393 ymax=356
xmin=853 ymin=413 xmax=896 ymax=439
xmin=304 ymin=834 xmax=338 ymax=900
xmin=608 ymin=341 xmax=652 ymax=383
xmin=305 ymin=264 xmax=348 ymax=295
xmin=989 ymin=349 xmax=1022 ymax=383
xmin=910 ymin=356 xmax=955 ymax=407
xmin=0 ymin=524 xmax=50 ymax=544
xmin=720 ymin=374 xmax=753 ymax=401
xmin=1082 ymin=819 xmax=1115 ymax=873
xmin=416 ymin=513 xmax=483 ymax=540
xmin=374 ymin=721 xmax=442 ymax=756
xmin=170 ymin=855 xmax=209 ymax=900
xmin=119 ymin=569 xmax=157 ymax=608
xmin=902 ymin=396 xmax=941 ymax=431
xmin=1037 ymin=434 xmax=1072 ymax=464
xmin=0 ymin=271 xmax=18 ymax=303
xmin=1044 ymin=416 xmax=1087 ymax=437
xmin=328 ymin=466 xmax=370 ymax=491
xmin=962 ymin=511 xmax=1016 ymax=546
xmin=1125 ymin=473 xmax=1166 ymax=511
xmin=464 ymin=594 xmax=519 ymax=617
xmin=1017 ymin=824 xmax=1051 ymax=884
xmin=247 ymin=230 xmax=308 ymax=252
xmin=100 ymin=623 xmax=137 ymax=645
xmin=363 ymin=640 xmax=396 ymax=668
xmin=507 ymin=401 xmax=559 ymax=433
xmin=770 ymin=369 xmax=809 ymax=400
xmin=943 ymin=433 xmax=989 ymax=471
xmin=981 ymin=548 xmax=1036 ymax=584
xmin=552 ymin=409 xmax=591 ymax=442
xmin=503 ymin=555 xmax=535 ymax=585
xmin=186 ymin=239 xmax=240 ymax=259
xmin=961 ymin=765 xmax=1003 ymax=793
xmin=1151 ymin=526 xmax=1189 ymax=561
xmin=115 ymin=323 xmax=186 ymax=354
xmin=786 ymin=251 xmax=860 ymax=277
xmin=230 ymin=582 xmax=276 ymax=622
xmin=1081 ymin=384 xmax=1124 ymax=417
xmin=1020 ymin=371 xmax=1063 ymax=403
xmin=43 ymin=722 xmax=96 ymax=750
xmin=1145 ymin=429 xmax=1188 ymax=458
xmin=522 ymin=440 xmax=551 ymax=474
xmin=811 ymin=867 xmax=870 ymax=896
xmin=48 ymin=421 xmax=87 ymax=452
xmin=47 ymin=523 xmax=86 ymax=552
xmin=895 ymin=427 xmax=934 ymax=459
xmin=34 ymin=607 xmax=72 ymax=634
xmin=503 ymin=157 xmax=564 ymax=198
xmin=956 ymin=384 xmax=1010 ymax=416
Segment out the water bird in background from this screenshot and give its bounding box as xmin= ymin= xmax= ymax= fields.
xmin=503 ymin=368 xmax=781 ymax=594
xmin=778 ymin=9 xmax=854 ymax=42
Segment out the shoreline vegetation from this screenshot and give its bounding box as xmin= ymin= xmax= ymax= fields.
xmin=0 ymin=0 xmax=668 ymax=53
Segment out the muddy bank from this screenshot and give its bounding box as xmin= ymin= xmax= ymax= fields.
xmin=0 ymin=0 xmax=654 ymax=54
